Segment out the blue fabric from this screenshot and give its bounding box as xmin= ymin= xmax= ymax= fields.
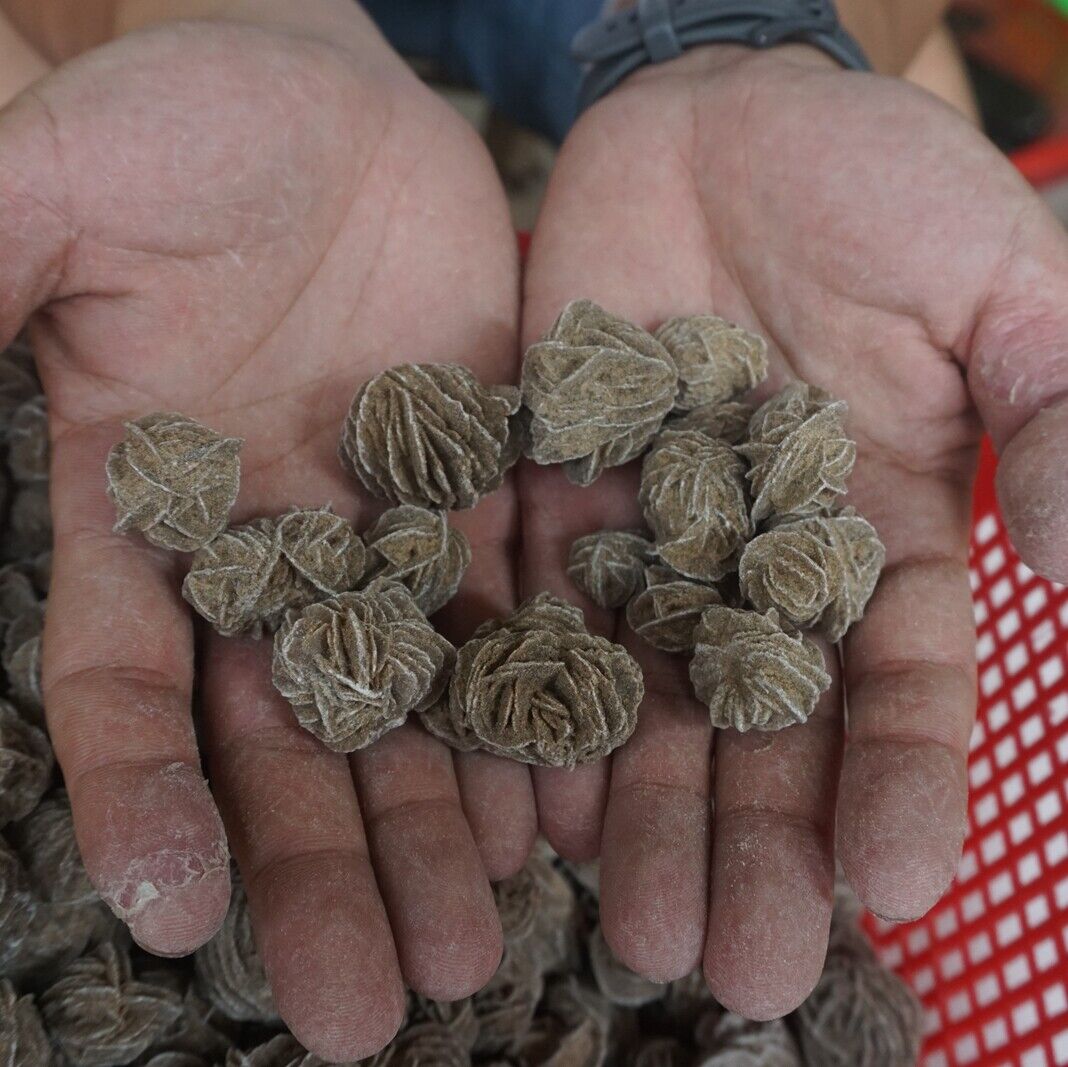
xmin=361 ymin=0 xmax=603 ymax=142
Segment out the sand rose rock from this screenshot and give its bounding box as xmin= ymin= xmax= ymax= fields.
xmin=665 ymin=401 xmax=754 ymax=445
xmin=626 ymin=565 xmax=724 ymax=654
xmin=40 ymin=942 xmax=184 ymax=1067
xmin=740 ymin=510 xmax=884 ymax=640
xmin=0 ymin=339 xmax=41 ymax=428
xmin=639 ymin=430 xmax=751 ymax=582
xmin=2 ymin=599 xmax=44 ymax=720
xmin=444 ymin=594 xmax=643 ymax=767
xmin=0 ymin=699 xmax=53 ymax=826
xmin=793 ymin=941 xmax=922 ymax=1067
xmin=272 ymin=579 xmax=454 ymax=753
xmin=690 ymin=607 xmax=830 ymax=732
xmin=632 ymin=1038 xmax=689 ymax=1067
xmin=567 ymin=530 xmax=656 ymax=610
xmin=0 ymin=840 xmax=37 ymax=972
xmin=9 ymin=790 xmax=93 ymax=905
xmin=106 ymin=412 xmax=242 ymax=551
xmin=522 ymin=301 xmax=678 ymax=486
xmin=4 ymin=483 xmax=52 ymax=562
xmin=193 ymin=873 xmax=277 ymax=1025
xmin=654 ymin=316 xmax=767 ymax=411
xmin=7 ymin=395 xmax=49 ymax=484
xmin=588 ymin=927 xmax=665 ymax=1008
xmin=340 ymin=363 xmax=520 ymax=510
xmin=694 ymin=1014 xmax=802 ymax=1066
xmin=0 ymin=980 xmax=51 ymax=1067
xmin=408 ymin=993 xmax=480 ymax=1054
xmin=182 ymin=509 xmax=365 ymax=637
xmin=363 ymin=505 xmax=470 ymax=615
xmin=738 ymin=384 xmax=856 ymax=522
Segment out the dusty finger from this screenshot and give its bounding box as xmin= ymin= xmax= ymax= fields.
xmin=705 ymin=645 xmax=844 ymax=1020
xmin=44 ymin=422 xmax=229 ymax=955
xmin=201 ymin=636 xmax=405 ymax=1062
xmin=599 ymin=635 xmax=712 ymax=982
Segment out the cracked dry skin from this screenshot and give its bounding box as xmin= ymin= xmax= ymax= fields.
xmin=689 ymin=606 xmax=830 ymax=732
xmin=738 ymin=384 xmax=856 ymax=523
xmin=0 ymin=698 xmax=52 ymax=827
xmin=521 ymin=300 xmax=678 ymax=486
xmin=193 ymin=872 xmax=278 ymax=1026
xmin=340 ymin=363 xmax=521 ymax=511
xmin=654 ymin=316 xmax=768 ymax=412
xmin=272 ymin=579 xmax=454 ymax=753
xmin=740 ymin=510 xmax=885 ymax=641
xmin=438 ymin=593 xmax=643 ymax=768
xmin=362 ymin=505 xmax=471 ymax=616
xmin=626 ymin=564 xmax=724 ymax=655
xmin=639 ymin=430 xmax=751 ymax=583
xmin=567 ymin=530 xmax=656 ymax=611
xmin=40 ymin=941 xmax=185 ymax=1067
xmin=182 ymin=508 xmax=365 ymax=637
xmin=106 ymin=412 xmax=242 ymax=552
xmin=793 ymin=938 xmax=922 ymax=1067
xmin=0 ymin=979 xmax=52 ymax=1067
xmin=693 ymin=1014 xmax=803 ymax=1066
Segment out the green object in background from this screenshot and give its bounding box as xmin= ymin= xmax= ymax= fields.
xmin=1045 ymin=0 xmax=1068 ymax=18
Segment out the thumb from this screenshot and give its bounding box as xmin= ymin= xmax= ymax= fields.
xmin=966 ymin=199 xmax=1068 ymax=584
xmin=0 ymin=89 xmax=73 ymax=342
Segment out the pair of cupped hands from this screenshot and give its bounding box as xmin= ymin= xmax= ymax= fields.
xmin=2 ymin=1 xmax=1066 ymax=1060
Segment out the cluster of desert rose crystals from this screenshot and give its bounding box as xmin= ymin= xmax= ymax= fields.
xmin=105 ymin=299 xmax=884 ymax=756
xmin=0 ymin=336 xmax=919 ymax=1066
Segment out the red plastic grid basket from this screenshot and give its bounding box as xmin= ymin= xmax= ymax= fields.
xmin=863 ymin=440 xmax=1068 ymax=1067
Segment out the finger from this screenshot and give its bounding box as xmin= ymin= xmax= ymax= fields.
xmin=43 ymin=420 xmax=230 ymax=955
xmin=351 ymin=723 xmax=503 ymax=1000
xmin=837 ymin=460 xmax=977 ymax=921
xmin=201 ymin=636 xmax=405 ymax=1062
xmin=599 ymin=636 xmax=712 ymax=983
xmin=518 ymin=461 xmax=639 ymax=860
xmin=965 ymin=201 xmax=1068 ymax=582
xmin=436 ymin=496 xmax=537 ymax=882
xmin=705 ymin=643 xmax=843 ymax=1020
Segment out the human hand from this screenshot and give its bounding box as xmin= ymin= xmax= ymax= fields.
xmin=0 ymin=8 xmax=537 ymax=1057
xmin=521 ymin=45 xmax=1068 ymax=1018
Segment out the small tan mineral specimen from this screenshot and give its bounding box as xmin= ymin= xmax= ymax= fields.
xmin=0 ymin=979 xmax=51 ymax=1067
xmin=272 ymin=579 xmax=454 ymax=752
xmin=740 ymin=510 xmax=884 ymax=640
xmin=626 ymin=565 xmax=723 ymax=654
xmin=408 ymin=993 xmax=480 ymax=1054
xmin=193 ymin=873 xmax=277 ymax=1025
xmin=0 ymin=699 xmax=53 ymax=826
xmin=665 ymin=401 xmax=754 ymax=445
xmin=639 ymin=430 xmax=751 ymax=582
xmin=654 ymin=316 xmax=768 ymax=411
xmin=793 ymin=939 xmax=922 ymax=1067
xmin=182 ymin=509 xmax=365 ymax=637
xmin=7 ymin=395 xmax=49 ymax=484
xmin=689 ymin=607 xmax=830 ymax=732
xmin=2 ymin=598 xmax=44 ymax=720
xmin=373 ymin=1021 xmax=473 ymax=1067
xmin=106 ymin=412 xmax=242 ymax=552
xmin=588 ymin=926 xmax=665 ymax=1008
xmin=521 ymin=300 xmax=678 ymax=485
xmin=340 ymin=363 xmax=520 ymax=510
xmin=445 ymin=593 xmax=643 ymax=767
xmin=40 ymin=941 xmax=185 ymax=1067
xmin=694 ymin=1014 xmax=802 ymax=1066
xmin=363 ymin=505 xmax=470 ymax=615
xmin=738 ymin=384 xmax=856 ymax=522
xmin=473 ymin=946 xmax=545 ymax=1057
xmin=9 ymin=790 xmax=93 ymax=905
xmin=0 ymin=840 xmax=37 ymax=972
xmin=567 ymin=530 xmax=656 ymax=610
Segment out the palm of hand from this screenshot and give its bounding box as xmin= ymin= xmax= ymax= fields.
xmin=5 ymin=22 xmax=531 ymax=1059
xmin=522 ymin=50 xmax=1067 ymax=1017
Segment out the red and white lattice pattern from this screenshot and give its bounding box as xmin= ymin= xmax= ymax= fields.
xmin=863 ymin=447 xmax=1068 ymax=1067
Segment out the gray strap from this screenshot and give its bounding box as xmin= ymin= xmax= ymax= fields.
xmin=573 ymin=0 xmax=871 ymax=110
